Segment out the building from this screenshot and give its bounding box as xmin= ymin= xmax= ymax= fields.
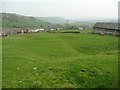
xmin=93 ymin=22 xmax=120 ymax=35
xmin=0 ymin=31 xmax=8 ymax=37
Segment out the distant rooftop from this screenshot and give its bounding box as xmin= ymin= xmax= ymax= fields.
xmin=93 ymin=22 xmax=120 ymax=30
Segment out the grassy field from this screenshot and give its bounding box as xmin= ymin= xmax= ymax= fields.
xmin=0 ymin=38 xmax=2 ymax=89
xmin=2 ymin=30 xmax=118 ymax=88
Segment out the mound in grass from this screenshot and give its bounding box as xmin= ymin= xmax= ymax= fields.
xmin=60 ymin=30 xmax=80 ymax=33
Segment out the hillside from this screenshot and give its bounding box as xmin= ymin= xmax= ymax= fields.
xmin=2 ymin=13 xmax=53 ymax=29
xmin=36 ymin=17 xmax=68 ymax=24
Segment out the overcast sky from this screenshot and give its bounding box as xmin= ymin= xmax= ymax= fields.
xmin=1 ymin=0 xmax=119 ymax=19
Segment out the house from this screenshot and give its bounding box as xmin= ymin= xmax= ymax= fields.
xmin=93 ymin=22 xmax=120 ymax=35
xmin=39 ymin=28 xmax=45 ymax=32
xmin=78 ymin=27 xmax=84 ymax=30
xmin=0 ymin=31 xmax=8 ymax=37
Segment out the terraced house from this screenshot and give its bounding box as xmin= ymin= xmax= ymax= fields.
xmin=93 ymin=22 xmax=120 ymax=35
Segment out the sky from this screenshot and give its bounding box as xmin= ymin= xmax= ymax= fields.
xmin=1 ymin=0 xmax=120 ymax=19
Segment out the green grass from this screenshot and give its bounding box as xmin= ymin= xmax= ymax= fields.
xmin=0 ymin=38 xmax=2 ymax=89
xmin=60 ymin=29 xmax=80 ymax=33
xmin=2 ymin=31 xmax=118 ymax=88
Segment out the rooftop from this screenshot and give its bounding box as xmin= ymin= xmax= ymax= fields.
xmin=93 ymin=22 xmax=120 ymax=30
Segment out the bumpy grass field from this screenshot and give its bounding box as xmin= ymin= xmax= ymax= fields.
xmin=2 ymin=31 xmax=118 ymax=88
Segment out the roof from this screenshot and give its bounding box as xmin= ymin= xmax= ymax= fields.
xmin=93 ymin=22 xmax=120 ymax=30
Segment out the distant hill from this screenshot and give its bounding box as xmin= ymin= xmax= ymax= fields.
xmin=36 ymin=17 xmax=68 ymax=24
xmin=2 ymin=13 xmax=52 ymax=29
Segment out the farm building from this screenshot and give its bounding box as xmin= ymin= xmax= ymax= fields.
xmin=0 ymin=31 xmax=8 ymax=37
xmin=93 ymin=22 xmax=120 ymax=35
xmin=45 ymin=24 xmax=63 ymax=31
